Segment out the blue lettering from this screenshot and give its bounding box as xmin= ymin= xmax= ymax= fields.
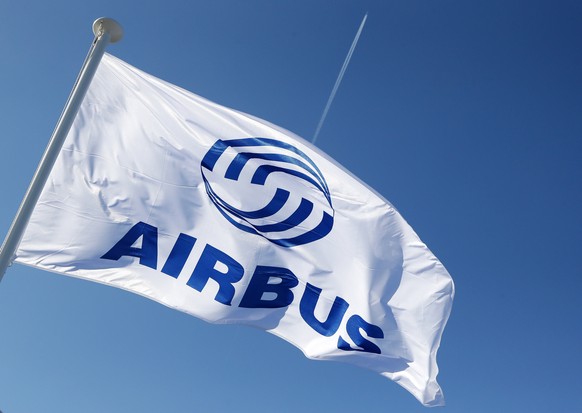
xmin=100 ymin=223 xmax=385 ymax=352
xmin=101 ymin=221 xmax=158 ymax=269
xmin=239 ymin=266 xmax=298 ymax=308
xmin=161 ymin=233 xmax=197 ymax=278
xmin=299 ymin=283 xmax=349 ymax=336
xmin=187 ymin=244 xmax=244 ymax=305
xmin=337 ymin=314 xmax=384 ymax=354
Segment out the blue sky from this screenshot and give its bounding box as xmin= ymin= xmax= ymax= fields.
xmin=1 ymin=1 xmax=581 ymax=412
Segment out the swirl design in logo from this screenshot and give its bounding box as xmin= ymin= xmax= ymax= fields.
xmin=201 ymin=138 xmax=334 ymax=247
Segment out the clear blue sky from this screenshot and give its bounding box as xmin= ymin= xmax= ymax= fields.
xmin=1 ymin=1 xmax=581 ymax=412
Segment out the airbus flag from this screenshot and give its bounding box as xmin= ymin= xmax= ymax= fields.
xmin=15 ymin=53 xmax=454 ymax=406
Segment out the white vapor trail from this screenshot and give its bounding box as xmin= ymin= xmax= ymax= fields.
xmin=312 ymin=13 xmax=368 ymax=144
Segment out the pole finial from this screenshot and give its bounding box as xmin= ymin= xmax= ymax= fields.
xmin=92 ymin=17 xmax=123 ymax=43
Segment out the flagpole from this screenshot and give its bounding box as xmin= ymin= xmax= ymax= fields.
xmin=0 ymin=17 xmax=123 ymax=282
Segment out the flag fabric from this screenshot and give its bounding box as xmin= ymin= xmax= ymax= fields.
xmin=14 ymin=53 xmax=454 ymax=406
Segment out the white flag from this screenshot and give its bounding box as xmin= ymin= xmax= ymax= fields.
xmin=15 ymin=53 xmax=454 ymax=406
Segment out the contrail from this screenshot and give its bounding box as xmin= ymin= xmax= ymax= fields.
xmin=312 ymin=13 xmax=368 ymax=144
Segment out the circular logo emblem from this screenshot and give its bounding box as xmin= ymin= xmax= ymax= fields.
xmin=201 ymin=138 xmax=334 ymax=247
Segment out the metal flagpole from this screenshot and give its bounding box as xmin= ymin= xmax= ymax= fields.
xmin=0 ymin=17 xmax=123 ymax=282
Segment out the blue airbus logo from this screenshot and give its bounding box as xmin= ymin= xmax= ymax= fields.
xmin=201 ymin=138 xmax=334 ymax=247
